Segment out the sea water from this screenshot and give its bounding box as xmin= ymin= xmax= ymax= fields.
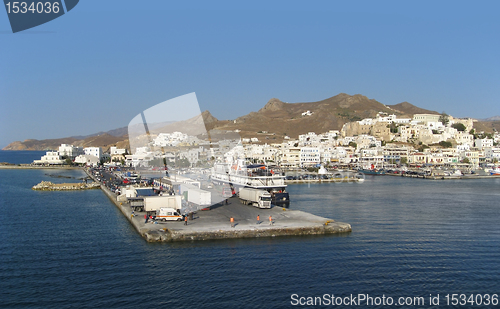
xmin=1 ymin=152 xmax=500 ymax=308
xmin=0 ymin=150 xmax=46 ymax=165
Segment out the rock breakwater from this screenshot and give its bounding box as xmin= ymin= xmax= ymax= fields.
xmin=32 ymin=181 xmax=100 ymax=191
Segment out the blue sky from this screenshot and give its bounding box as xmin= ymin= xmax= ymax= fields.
xmin=1 ymin=1 xmax=499 ymax=148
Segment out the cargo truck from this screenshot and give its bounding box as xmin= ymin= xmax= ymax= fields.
xmin=238 ymin=187 xmax=272 ymax=208
xmin=143 ymin=195 xmax=182 ymax=216
xmin=180 ymin=184 xmax=211 ymax=208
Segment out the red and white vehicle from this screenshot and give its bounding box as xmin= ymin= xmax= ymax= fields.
xmin=155 ymin=207 xmax=183 ymax=221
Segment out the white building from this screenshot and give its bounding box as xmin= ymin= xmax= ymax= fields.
xmin=84 ymin=147 xmax=103 ymax=160
xmin=456 ymin=144 xmax=471 ymax=151
xmin=58 ymin=144 xmax=84 ymax=159
xmin=454 ymin=132 xmax=474 ymax=147
xmin=300 ymin=147 xmax=320 ymax=166
xmin=412 ymin=114 xmax=441 ymax=125
xmin=110 ymin=146 xmax=127 ymax=155
xmin=280 ymin=145 xmax=301 ymax=168
xmin=125 ymin=152 xmax=155 ymax=167
xmin=427 ymin=121 xmax=444 ymax=131
xmin=135 ymin=147 xmax=150 ymax=154
xmin=180 ymin=148 xmax=201 ymax=165
xmin=329 ymin=147 xmax=351 ymax=165
xmin=74 ymin=154 xmax=100 ymax=166
xmin=484 ymin=147 xmax=500 ymax=161
xmin=475 ymin=138 xmax=493 ymax=150
xmin=358 ymin=118 xmax=374 ymax=126
xmin=153 ymin=132 xmax=189 ymax=147
xmin=393 ymin=118 xmax=411 ymax=124
xmin=462 ymin=150 xmax=479 ymax=167
xmin=298 ymin=132 xmax=319 ymax=146
xmin=33 ymin=151 xmax=65 ymax=165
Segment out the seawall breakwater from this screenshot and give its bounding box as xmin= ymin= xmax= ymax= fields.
xmin=32 ymin=181 xmax=100 ymax=191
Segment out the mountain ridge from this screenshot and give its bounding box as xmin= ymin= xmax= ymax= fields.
xmin=3 ymin=93 xmax=497 ymax=151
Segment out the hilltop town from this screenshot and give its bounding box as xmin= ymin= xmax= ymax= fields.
xmin=2 ymin=93 xmax=498 ymax=171
xmin=30 ymin=111 xmax=499 ymax=171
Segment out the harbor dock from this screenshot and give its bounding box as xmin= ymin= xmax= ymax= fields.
xmin=89 ymin=171 xmax=352 ymax=243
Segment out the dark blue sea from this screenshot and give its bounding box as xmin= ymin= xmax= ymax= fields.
xmin=1 ymin=151 xmax=500 ymax=308
xmin=0 ymin=150 xmax=46 ymax=165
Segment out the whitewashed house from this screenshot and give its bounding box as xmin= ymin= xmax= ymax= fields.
xmin=84 ymin=147 xmax=103 ymax=160
xmin=33 ymin=151 xmax=64 ymax=165
xmin=58 ymin=144 xmax=84 ymax=159
xmin=74 ymin=154 xmax=100 ymax=166
xmin=475 ymin=138 xmax=493 ymax=150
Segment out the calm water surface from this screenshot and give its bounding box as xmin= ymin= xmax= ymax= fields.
xmin=1 ymin=156 xmax=500 ymax=308
xmin=0 ymin=150 xmax=46 ymax=165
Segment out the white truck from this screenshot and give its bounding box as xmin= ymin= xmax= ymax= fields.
xmin=155 ymin=207 xmax=183 ymax=221
xmin=238 ymin=187 xmax=272 ymax=208
xmin=180 ymin=184 xmax=211 ymax=208
xmin=143 ymin=195 xmax=182 ymax=215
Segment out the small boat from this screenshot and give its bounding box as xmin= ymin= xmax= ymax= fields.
xmin=358 ymin=168 xmax=385 ymax=175
xmin=489 ymin=168 xmax=500 ymax=176
xmin=358 ymin=163 xmax=386 ymax=175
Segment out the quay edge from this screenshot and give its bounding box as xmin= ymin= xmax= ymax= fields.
xmin=143 ymin=220 xmax=352 ymax=242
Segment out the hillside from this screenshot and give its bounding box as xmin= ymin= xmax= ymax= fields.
xmin=481 ymin=116 xmax=500 ymax=122
xmin=150 ymin=110 xmax=222 ymax=136
xmin=211 ymin=93 xmax=415 ymax=140
xmin=472 ymin=120 xmax=500 ymax=133
xmin=3 ymin=138 xmax=80 ymax=151
xmin=3 ymin=93 xmax=496 ymax=150
xmin=3 ymin=134 xmax=126 ymax=152
xmin=69 ymin=127 xmax=128 ymax=140
xmin=387 ymin=102 xmax=439 ymax=116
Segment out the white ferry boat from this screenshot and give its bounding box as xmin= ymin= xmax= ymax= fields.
xmin=210 ymin=159 xmax=290 ymax=206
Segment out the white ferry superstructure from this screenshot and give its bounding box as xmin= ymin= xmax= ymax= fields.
xmin=210 ymin=159 xmax=290 ymax=205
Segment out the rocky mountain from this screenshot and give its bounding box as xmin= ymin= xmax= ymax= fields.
xmin=68 ymin=127 xmax=128 ymax=140
xmin=209 ymin=93 xmax=435 ymax=140
xmin=481 ymin=116 xmax=500 ymax=122
xmin=387 ymin=102 xmax=440 ymax=116
xmin=149 ymin=110 xmax=223 ymax=136
xmin=472 ymin=120 xmax=500 ymax=133
xmin=3 ymin=133 xmax=126 ymax=152
xmin=3 ymin=111 xmax=223 ymax=151
xmin=4 ymin=93 xmax=496 ymax=151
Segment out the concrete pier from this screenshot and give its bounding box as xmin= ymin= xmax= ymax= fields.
xmin=88 ymin=170 xmax=352 ymax=243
